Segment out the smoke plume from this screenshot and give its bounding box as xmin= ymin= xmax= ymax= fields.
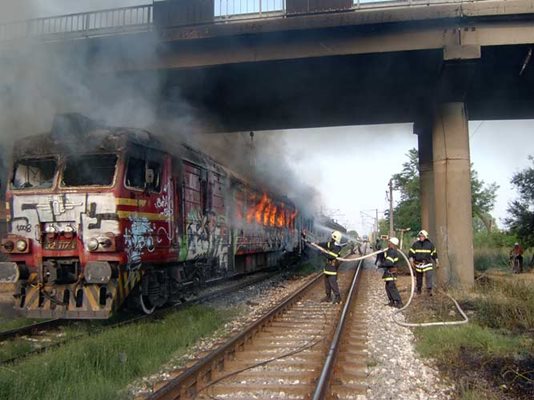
xmin=0 ymin=0 xmax=321 ymax=217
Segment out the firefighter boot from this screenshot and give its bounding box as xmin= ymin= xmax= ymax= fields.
xmin=416 ymin=288 xmax=422 ymax=295
xmin=394 ymin=301 xmax=404 ymax=309
xmin=333 ymin=295 xmax=342 ymax=304
xmin=427 ymin=288 xmax=433 ymax=297
xmin=321 ymin=295 xmax=331 ymax=302
xmin=385 ymin=300 xmax=395 ymax=307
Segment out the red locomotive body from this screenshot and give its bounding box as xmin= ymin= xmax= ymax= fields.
xmin=0 ymin=115 xmax=303 ymax=319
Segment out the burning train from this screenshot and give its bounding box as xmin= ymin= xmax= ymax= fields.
xmin=0 ymin=114 xmax=311 ymax=319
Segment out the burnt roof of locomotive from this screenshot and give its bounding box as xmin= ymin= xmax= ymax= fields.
xmin=13 ymin=114 xmax=163 ymax=158
xmin=12 ymin=114 xmax=295 ymax=207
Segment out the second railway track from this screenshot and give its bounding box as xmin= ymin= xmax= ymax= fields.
xmin=148 ymin=258 xmax=370 ymax=400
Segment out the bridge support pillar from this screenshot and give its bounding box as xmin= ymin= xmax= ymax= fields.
xmin=416 ymin=125 xmax=435 ymax=240
xmin=432 ymin=102 xmax=474 ymax=289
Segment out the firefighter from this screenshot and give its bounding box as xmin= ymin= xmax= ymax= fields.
xmin=302 ymin=230 xmax=343 ymax=304
xmin=409 ymin=230 xmax=438 ymax=296
xmin=381 ymin=237 xmax=403 ymax=308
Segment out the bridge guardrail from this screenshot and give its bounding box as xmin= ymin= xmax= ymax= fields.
xmin=0 ymin=5 xmax=153 ymax=43
xmin=0 ymin=1 xmax=495 ymax=43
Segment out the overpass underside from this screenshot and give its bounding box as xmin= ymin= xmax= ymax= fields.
xmin=159 ymin=44 xmax=534 ymax=131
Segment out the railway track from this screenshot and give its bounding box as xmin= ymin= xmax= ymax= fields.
xmin=0 ymin=270 xmax=283 ymax=365
xmin=147 ymin=258 xmax=369 ymax=400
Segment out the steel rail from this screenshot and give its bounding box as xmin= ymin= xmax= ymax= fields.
xmin=312 ymin=258 xmax=364 ymax=400
xmin=0 ymin=270 xmax=281 ymax=365
xmin=148 ymin=271 xmax=324 ymax=400
xmin=0 ymin=318 xmax=62 ymax=342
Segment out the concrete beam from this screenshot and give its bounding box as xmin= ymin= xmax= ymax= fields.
xmin=432 ymin=102 xmax=474 ymax=289
xmin=127 ymin=19 xmax=534 ymax=71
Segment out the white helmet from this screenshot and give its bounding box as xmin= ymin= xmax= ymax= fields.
xmin=331 ymin=231 xmax=342 ymax=242
xmin=418 ymin=230 xmax=429 ymax=238
xmin=389 ymin=237 xmax=399 ymax=246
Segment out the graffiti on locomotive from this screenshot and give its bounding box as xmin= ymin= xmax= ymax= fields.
xmin=0 ymin=114 xmax=305 ymax=319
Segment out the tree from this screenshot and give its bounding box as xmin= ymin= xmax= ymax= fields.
xmin=391 ymin=149 xmax=421 ymax=233
xmin=390 ymin=148 xmax=498 ymax=234
xmin=471 ymin=169 xmax=499 ymax=232
xmin=505 ymin=156 xmax=534 ymax=247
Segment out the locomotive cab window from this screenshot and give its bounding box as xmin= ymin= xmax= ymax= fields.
xmin=125 ymin=156 xmax=162 ymax=192
xmin=12 ymin=157 xmax=57 ymax=190
xmin=61 ymin=154 xmax=118 ymax=187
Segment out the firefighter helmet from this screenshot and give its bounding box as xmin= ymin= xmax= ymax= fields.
xmin=331 ymin=231 xmax=342 ymax=242
xmin=418 ymin=230 xmax=429 ymax=238
xmin=389 ymin=237 xmax=400 ymax=246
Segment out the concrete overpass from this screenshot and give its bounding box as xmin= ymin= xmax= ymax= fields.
xmin=2 ymin=0 xmax=534 ymax=288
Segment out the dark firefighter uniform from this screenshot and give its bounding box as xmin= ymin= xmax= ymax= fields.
xmin=382 ymin=247 xmax=403 ymax=308
xmin=319 ymin=239 xmax=342 ymax=304
xmin=409 ymin=236 xmax=438 ymax=295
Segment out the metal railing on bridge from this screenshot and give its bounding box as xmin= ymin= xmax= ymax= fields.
xmin=0 ymin=5 xmax=153 ymax=43
xmin=0 ymin=0 xmax=489 ymax=43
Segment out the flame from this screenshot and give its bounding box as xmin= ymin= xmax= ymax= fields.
xmin=235 ymin=192 xmax=297 ymax=228
xmin=240 ymin=191 xmax=298 ymax=228
xmin=276 ymin=205 xmax=286 ymax=227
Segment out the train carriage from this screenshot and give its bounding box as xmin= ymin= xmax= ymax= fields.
xmin=0 ymin=114 xmax=303 ymax=319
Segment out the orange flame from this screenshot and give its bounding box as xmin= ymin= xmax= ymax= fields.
xmin=241 ymin=192 xmax=299 ymax=228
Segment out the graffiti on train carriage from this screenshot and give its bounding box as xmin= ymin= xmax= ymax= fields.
xmin=0 ymin=114 xmax=310 ymax=319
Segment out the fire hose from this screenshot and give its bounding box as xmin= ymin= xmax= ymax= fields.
xmin=306 ymin=241 xmax=469 ymax=327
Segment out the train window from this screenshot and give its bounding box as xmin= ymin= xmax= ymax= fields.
xmin=125 ymin=157 xmax=145 ymax=189
xmin=12 ymin=157 xmax=57 ymax=190
xmin=61 ymin=154 xmax=117 ymax=187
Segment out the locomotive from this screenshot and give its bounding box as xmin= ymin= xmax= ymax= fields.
xmin=0 ymin=114 xmax=308 ymax=319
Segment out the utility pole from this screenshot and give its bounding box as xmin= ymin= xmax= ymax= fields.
xmin=388 ymin=179 xmax=394 ymax=237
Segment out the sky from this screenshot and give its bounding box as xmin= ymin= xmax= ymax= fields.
xmin=281 ymin=122 xmax=533 ymax=234
xmin=1 ymin=0 xmax=533 ymax=235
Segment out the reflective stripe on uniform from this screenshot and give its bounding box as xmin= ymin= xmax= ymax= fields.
xmin=386 ymin=256 xmax=398 ymax=263
xmin=323 ymin=270 xmax=337 ymax=275
xmin=415 ymin=265 xmax=433 ymax=272
xmin=382 ymin=276 xmax=397 ymax=281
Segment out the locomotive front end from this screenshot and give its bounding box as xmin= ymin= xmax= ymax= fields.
xmin=0 ymin=136 xmax=128 ymax=319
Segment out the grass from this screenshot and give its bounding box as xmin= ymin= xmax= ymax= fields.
xmin=414 ymin=324 xmax=529 ymax=361
xmin=0 ymin=317 xmax=44 ymax=332
xmin=474 ymin=278 xmax=534 ymax=331
xmin=408 ymin=272 xmax=534 ymax=399
xmin=474 ymin=247 xmax=533 ymax=272
xmin=0 ymin=305 xmax=229 ymax=400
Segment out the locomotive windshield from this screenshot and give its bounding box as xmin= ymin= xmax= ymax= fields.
xmin=61 ymin=154 xmax=118 ymax=187
xmin=12 ymin=157 xmax=57 ymax=190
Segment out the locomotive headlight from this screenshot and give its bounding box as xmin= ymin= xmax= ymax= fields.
xmin=87 ymin=238 xmax=100 ymax=251
xmin=45 ymin=225 xmax=57 ymax=240
xmin=15 ymin=240 xmax=27 ymax=252
xmin=64 ymin=225 xmax=75 ymax=239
